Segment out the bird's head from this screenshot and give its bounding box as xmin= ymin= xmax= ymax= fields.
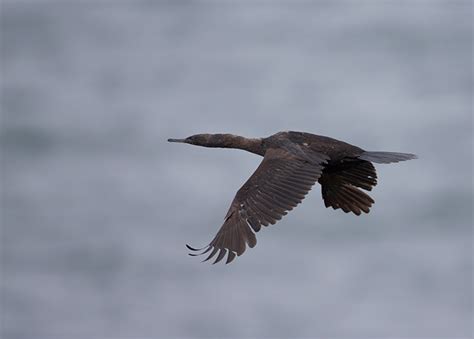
xmin=168 ymin=133 xmax=261 ymax=153
xmin=168 ymin=134 xmax=217 ymax=147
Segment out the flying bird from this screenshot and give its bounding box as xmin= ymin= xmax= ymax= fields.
xmin=168 ymin=131 xmax=416 ymax=264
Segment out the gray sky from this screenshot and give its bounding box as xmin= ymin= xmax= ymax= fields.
xmin=1 ymin=1 xmax=472 ymax=338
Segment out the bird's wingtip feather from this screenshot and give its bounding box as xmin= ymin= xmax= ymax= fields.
xmin=186 ymin=244 xmax=203 ymax=251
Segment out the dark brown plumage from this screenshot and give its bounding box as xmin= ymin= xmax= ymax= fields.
xmin=168 ymin=131 xmax=416 ymax=264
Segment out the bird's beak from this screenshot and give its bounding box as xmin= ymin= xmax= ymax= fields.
xmin=167 ymin=138 xmax=187 ymax=143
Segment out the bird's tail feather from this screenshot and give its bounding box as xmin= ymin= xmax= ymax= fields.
xmin=359 ymin=151 xmax=417 ymax=164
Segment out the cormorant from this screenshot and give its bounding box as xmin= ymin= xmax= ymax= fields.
xmin=168 ymin=131 xmax=416 ymax=264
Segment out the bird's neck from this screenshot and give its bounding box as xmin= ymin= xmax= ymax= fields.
xmin=207 ymin=134 xmax=265 ymax=156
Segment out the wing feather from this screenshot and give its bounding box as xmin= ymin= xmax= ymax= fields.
xmin=188 ymin=147 xmax=328 ymax=264
xmin=319 ymin=159 xmax=376 ymax=215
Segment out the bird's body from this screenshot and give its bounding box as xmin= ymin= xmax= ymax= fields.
xmin=168 ymin=131 xmax=416 ymax=264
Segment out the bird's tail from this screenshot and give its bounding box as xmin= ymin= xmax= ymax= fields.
xmin=358 ymin=151 xmax=417 ymax=164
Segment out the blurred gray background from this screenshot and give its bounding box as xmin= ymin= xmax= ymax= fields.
xmin=1 ymin=1 xmax=472 ymax=338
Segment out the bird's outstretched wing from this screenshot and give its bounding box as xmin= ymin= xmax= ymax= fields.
xmin=187 ymin=147 xmax=329 ymax=264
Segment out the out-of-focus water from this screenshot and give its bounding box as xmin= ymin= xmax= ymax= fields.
xmin=1 ymin=1 xmax=472 ymax=338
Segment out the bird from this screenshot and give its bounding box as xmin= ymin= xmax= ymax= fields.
xmin=168 ymin=131 xmax=416 ymax=264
